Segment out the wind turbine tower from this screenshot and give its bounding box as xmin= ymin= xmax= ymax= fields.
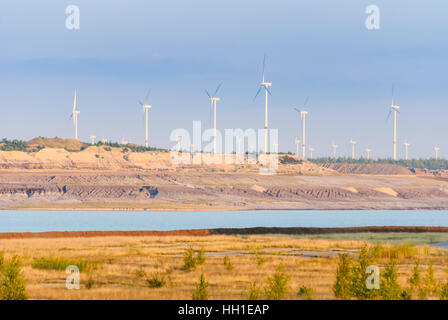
xmin=294 ymin=96 xmax=309 ymax=159
xmin=205 ymin=84 xmax=222 ymax=154
xmin=90 ymin=134 xmax=96 ymax=144
xmin=139 ymin=90 xmax=152 ymax=148
xmin=71 ymin=90 xmax=80 ymax=140
xmin=434 ymin=147 xmax=440 ymax=160
xmin=309 ymin=147 xmax=315 ymax=159
xmin=350 ymin=139 xmax=357 ymax=160
xmin=366 ymin=148 xmax=372 ymax=160
xmin=295 ymin=138 xmax=300 ymax=157
xmin=254 ymin=56 xmax=272 ymax=153
xmin=404 ymin=141 xmax=410 ymax=160
xmin=332 ymin=142 xmax=338 ymax=158
xmin=388 ymin=87 xmax=400 ymax=160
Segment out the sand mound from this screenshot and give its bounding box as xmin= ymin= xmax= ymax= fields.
xmin=28 ymin=137 xmax=86 ymax=151
xmin=251 ymin=185 xmax=266 ymax=193
xmin=375 ymin=187 xmax=398 ymax=197
xmin=344 ymin=187 xmax=359 ymax=193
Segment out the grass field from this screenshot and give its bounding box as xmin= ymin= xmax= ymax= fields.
xmin=1 ymin=233 xmax=448 ymax=300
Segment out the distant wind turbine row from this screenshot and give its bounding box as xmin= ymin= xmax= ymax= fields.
xmin=68 ymin=57 xmax=441 ymax=160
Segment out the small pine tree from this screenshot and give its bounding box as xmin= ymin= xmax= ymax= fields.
xmin=409 ymin=261 xmax=421 ymax=294
xmin=265 ymin=267 xmax=290 ymax=300
xmin=0 ymin=255 xmax=28 ymax=300
xmin=333 ymin=254 xmax=353 ymax=300
xmin=380 ymin=258 xmax=401 ymax=300
xmin=424 ymin=263 xmax=437 ymax=296
xmin=350 ymin=246 xmax=378 ymax=299
xmin=192 ymin=273 xmax=209 ymax=300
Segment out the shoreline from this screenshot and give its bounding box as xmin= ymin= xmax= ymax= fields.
xmin=2 ymin=226 xmax=448 ymax=239
xmin=2 ymin=206 xmax=448 ymax=212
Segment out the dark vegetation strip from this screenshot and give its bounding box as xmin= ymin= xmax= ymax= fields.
xmin=1 ymin=226 xmax=448 ymax=239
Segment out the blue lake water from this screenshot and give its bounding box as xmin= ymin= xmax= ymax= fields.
xmin=0 ymin=210 xmax=448 ymax=233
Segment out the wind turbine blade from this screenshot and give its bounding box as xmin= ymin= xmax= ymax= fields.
xmin=138 ymin=100 xmax=144 ymax=106
xmin=213 ymin=83 xmax=222 ymax=96
xmin=253 ymin=87 xmax=262 ymax=101
xmin=204 ymin=89 xmax=211 ymax=99
xmin=391 ymin=84 xmax=395 ymax=106
xmin=209 ymin=101 xmax=213 ymax=128
xmin=266 ymin=87 xmax=272 ymax=96
xmin=262 ymin=55 xmax=266 ymax=81
xmin=293 ymin=108 xmax=300 ymax=113
xmin=73 ymin=90 xmax=77 ymax=111
xmin=144 ymin=89 xmax=151 ymax=103
xmin=303 ymin=96 xmax=310 ymax=108
xmin=387 ymin=109 xmax=392 ymax=121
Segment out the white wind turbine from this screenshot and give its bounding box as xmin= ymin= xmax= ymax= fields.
xmin=366 ymin=147 xmax=372 ymax=160
xmin=434 ymin=147 xmax=440 ymax=160
xmin=404 ymin=141 xmax=410 ymax=160
xmin=294 ymin=138 xmax=301 ymax=157
xmin=139 ymin=90 xmax=152 ymax=148
xmin=309 ymin=147 xmax=315 ymax=159
xmin=90 ymin=134 xmax=96 ymax=144
xmin=254 ymin=56 xmax=272 ymax=153
xmin=350 ymin=138 xmax=357 ymax=159
xmin=332 ymin=142 xmax=338 ymax=158
xmin=205 ymin=83 xmax=222 ymax=154
xmin=294 ymin=96 xmax=309 ymax=159
xmin=388 ymin=86 xmax=400 ymax=160
xmin=70 ymin=89 xmax=80 ymax=140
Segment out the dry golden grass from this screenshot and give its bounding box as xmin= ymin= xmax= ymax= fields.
xmin=1 ymin=235 xmax=448 ymax=300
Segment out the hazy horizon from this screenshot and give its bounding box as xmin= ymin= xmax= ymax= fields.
xmin=0 ymin=0 xmax=446 ymax=159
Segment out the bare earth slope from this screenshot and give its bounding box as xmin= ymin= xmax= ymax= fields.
xmin=0 ymin=147 xmax=447 ymax=210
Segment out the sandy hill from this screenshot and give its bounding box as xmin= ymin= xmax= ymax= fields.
xmin=27 ymin=137 xmax=86 ymax=151
xmin=320 ymin=163 xmax=413 ymax=175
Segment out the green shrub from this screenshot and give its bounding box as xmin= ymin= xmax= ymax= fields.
xmin=333 ymin=254 xmax=353 ymax=300
xmin=247 ymin=282 xmax=263 ymax=300
xmin=265 ymin=267 xmax=289 ymax=300
xmin=146 ymin=272 xmax=166 ymax=288
xmin=183 ymin=247 xmax=206 ymax=270
xmin=192 ymin=273 xmax=209 ymax=300
xmin=380 ymin=259 xmax=401 ymax=300
xmin=256 ymin=255 xmax=267 ymax=266
xmin=223 ymin=256 xmax=234 ymax=270
xmin=0 ymin=255 xmax=28 ymax=300
xmin=400 ymin=289 xmax=412 ymax=300
xmin=32 ymin=256 xmax=98 ymax=273
xmin=439 ymin=282 xmax=448 ymax=300
xmin=196 ymin=249 xmax=206 ymax=266
xmin=86 ymin=276 xmax=95 ymax=290
xmin=297 ymin=286 xmax=313 ymax=300
xmin=135 ymin=267 xmax=147 ymax=278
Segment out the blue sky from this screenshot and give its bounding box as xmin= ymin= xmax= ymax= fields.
xmin=0 ymin=0 xmax=446 ymax=159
